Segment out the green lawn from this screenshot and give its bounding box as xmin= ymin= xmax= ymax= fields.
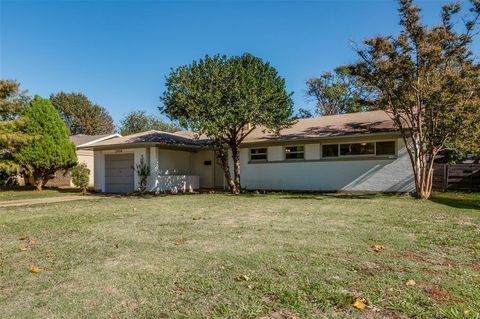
xmin=0 ymin=193 xmax=479 ymax=318
xmin=0 ymin=186 xmax=81 ymax=201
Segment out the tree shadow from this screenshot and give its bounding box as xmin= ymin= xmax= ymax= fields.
xmin=430 ymin=192 xmax=480 ymax=210
xmin=0 ymin=185 xmax=81 ymax=194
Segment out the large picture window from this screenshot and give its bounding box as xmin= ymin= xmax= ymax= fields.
xmin=284 ymin=146 xmax=304 ymax=160
xmin=321 ymin=141 xmax=396 ymax=158
xmin=376 ymin=141 xmax=396 ymax=155
xmin=340 ymin=142 xmax=375 ymax=156
xmin=250 ymin=148 xmax=268 ymax=161
xmin=322 ymin=144 xmax=339 ymax=157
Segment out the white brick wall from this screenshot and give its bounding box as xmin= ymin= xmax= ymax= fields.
xmin=238 ymin=137 xmax=415 ymax=192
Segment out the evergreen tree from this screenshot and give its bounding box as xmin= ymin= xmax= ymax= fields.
xmin=14 ymin=96 xmax=77 ymax=190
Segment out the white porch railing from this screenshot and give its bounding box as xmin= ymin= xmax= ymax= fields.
xmin=154 ymin=175 xmax=199 ymax=193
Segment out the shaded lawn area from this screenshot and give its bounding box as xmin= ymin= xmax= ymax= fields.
xmin=0 ymin=193 xmax=479 ymax=318
xmin=0 ymin=186 xmax=81 ymax=201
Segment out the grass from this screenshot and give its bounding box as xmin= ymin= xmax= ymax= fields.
xmin=0 ymin=192 xmax=479 ymax=318
xmin=0 ymin=186 xmax=81 ymax=201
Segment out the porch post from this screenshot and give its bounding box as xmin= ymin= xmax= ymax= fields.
xmin=149 ymin=147 xmax=159 ymax=192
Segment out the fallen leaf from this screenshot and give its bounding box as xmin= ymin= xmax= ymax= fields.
xmin=18 ymin=235 xmax=28 ymax=240
xmin=30 ymin=265 xmax=40 ymax=273
xmin=175 ymin=239 xmax=183 ymax=246
xmin=235 ymin=274 xmax=250 ymax=281
xmin=352 ymin=297 xmax=367 ymax=310
xmin=372 ymin=244 xmax=384 ymax=252
xmin=247 ymin=284 xmax=254 ymax=289
xmin=406 ymin=279 xmax=416 ymax=286
xmin=19 ymin=245 xmax=28 ymax=252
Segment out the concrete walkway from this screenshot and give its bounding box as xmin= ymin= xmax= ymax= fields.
xmin=0 ymin=195 xmax=104 ymax=208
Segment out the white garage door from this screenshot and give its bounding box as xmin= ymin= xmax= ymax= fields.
xmin=105 ymin=153 xmax=135 ymax=193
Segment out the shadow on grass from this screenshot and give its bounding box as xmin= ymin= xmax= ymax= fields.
xmin=430 ymin=192 xmax=480 ymax=210
xmin=0 ymin=185 xmax=82 ymax=194
xmin=242 ymin=192 xmax=398 ymax=200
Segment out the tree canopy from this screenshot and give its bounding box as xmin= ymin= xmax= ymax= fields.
xmin=348 ymin=0 xmax=480 ymax=199
xmin=305 ymin=66 xmax=373 ymax=116
xmin=14 ymin=96 xmax=77 ymax=190
xmin=0 ymin=80 xmax=33 ymax=174
xmin=119 ymin=110 xmax=181 ymax=135
xmin=50 ymin=92 xmax=115 ymax=135
xmin=162 ymin=53 xmax=293 ymax=193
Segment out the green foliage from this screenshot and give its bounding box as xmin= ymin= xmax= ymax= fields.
xmin=294 ymin=108 xmax=314 ymax=119
xmin=119 ymin=110 xmax=181 ymax=135
xmin=306 ymin=66 xmax=373 ymax=116
xmin=71 ymin=163 xmax=90 ymax=194
xmin=50 ymin=92 xmax=115 ymax=135
xmin=0 ymin=80 xmax=33 ymax=174
xmin=162 ymin=53 xmax=293 ymax=193
xmin=348 ymin=0 xmax=480 ymax=199
xmin=134 ymin=155 xmax=150 ymax=193
xmin=14 ymin=96 xmax=77 ymax=190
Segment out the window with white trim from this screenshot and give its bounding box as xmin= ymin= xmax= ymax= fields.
xmin=284 ymin=145 xmax=304 ymax=160
xmin=322 ymin=144 xmax=339 ymax=157
xmin=376 ymin=141 xmax=396 ymax=155
xmin=340 ymin=142 xmax=375 ymax=156
xmin=321 ymin=141 xmax=396 ymax=158
xmin=250 ymin=148 xmax=268 ymax=161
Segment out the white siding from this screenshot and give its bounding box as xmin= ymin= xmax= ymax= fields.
xmin=191 ymin=150 xmax=215 ymax=188
xmin=77 ymin=150 xmax=94 ymax=186
xmin=239 ymin=138 xmax=414 ymax=192
xmin=157 ymin=149 xmax=191 ymax=175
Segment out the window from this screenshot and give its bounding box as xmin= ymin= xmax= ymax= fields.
xmin=340 ymin=142 xmax=375 ymax=156
xmin=285 ymin=145 xmax=304 ymax=160
xmin=322 ymin=144 xmax=339 ymax=157
xmin=321 ymin=141 xmax=396 ymax=158
xmin=250 ymin=148 xmax=268 ymax=161
xmin=376 ymin=141 xmax=396 ymax=155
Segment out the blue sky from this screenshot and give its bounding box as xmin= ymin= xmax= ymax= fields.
xmin=1 ymin=0 xmax=478 ymax=125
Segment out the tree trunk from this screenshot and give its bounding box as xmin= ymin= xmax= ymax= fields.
xmin=412 ymin=156 xmax=434 ymax=199
xmin=403 ymin=137 xmax=434 ymax=200
xmin=215 ymin=148 xmax=238 ymax=194
xmin=34 ymin=178 xmax=43 ymax=191
xmin=231 ymin=144 xmax=241 ymax=192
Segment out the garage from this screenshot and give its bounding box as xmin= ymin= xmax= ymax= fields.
xmin=105 ymin=153 xmax=135 ymax=193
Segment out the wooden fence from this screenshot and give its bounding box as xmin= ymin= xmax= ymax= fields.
xmin=433 ymin=163 xmax=480 ymax=192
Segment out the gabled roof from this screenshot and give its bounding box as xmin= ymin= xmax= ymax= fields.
xmin=242 ymin=110 xmax=397 ymax=144
xmin=81 ymin=111 xmax=399 ymax=150
xmin=70 ymin=133 xmax=122 ymax=147
xmin=80 ymin=130 xmax=212 ymax=149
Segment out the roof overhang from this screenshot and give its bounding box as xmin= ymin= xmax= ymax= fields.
xmin=75 ymin=133 xmax=122 ymax=148
xmin=80 ymin=142 xmax=213 ymax=152
xmin=239 ymin=131 xmax=402 ymax=148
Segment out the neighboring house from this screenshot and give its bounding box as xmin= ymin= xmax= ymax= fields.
xmin=46 ymin=133 xmax=121 ymax=187
xmin=80 ymin=111 xmax=415 ymax=193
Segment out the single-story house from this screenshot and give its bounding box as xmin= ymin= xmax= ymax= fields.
xmin=80 ymin=110 xmax=415 ymax=193
xmin=46 ymin=133 xmax=121 ymax=187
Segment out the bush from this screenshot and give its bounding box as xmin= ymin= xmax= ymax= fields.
xmin=134 ymin=155 xmax=150 ymax=193
xmin=71 ymin=163 xmax=90 ymax=194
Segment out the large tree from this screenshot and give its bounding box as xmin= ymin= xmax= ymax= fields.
xmin=162 ymin=53 xmax=293 ymax=194
xmin=50 ymin=92 xmax=115 ymax=135
xmin=119 ymin=110 xmax=182 ymax=135
xmin=14 ymin=96 xmax=77 ymax=190
xmin=0 ymin=80 xmax=32 ymax=174
xmin=306 ymin=66 xmax=373 ymax=116
xmin=349 ymin=0 xmax=480 ymax=199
